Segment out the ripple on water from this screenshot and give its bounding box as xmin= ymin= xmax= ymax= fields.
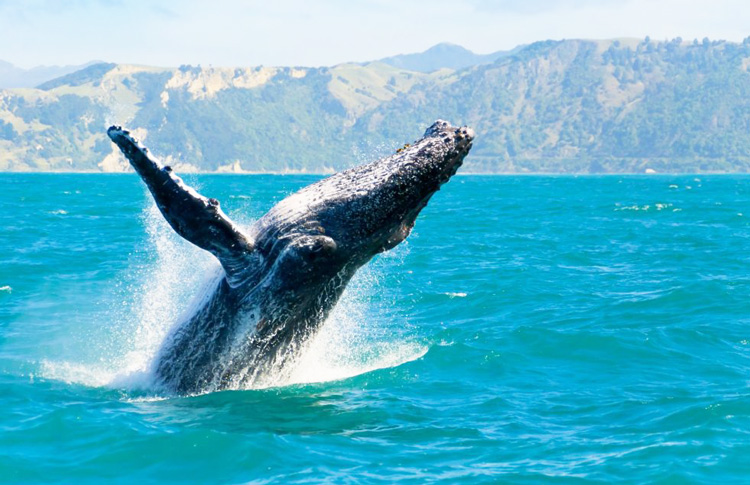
xmin=2 ymin=175 xmax=750 ymax=482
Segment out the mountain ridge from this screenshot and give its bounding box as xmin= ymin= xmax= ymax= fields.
xmin=3 ymin=37 xmax=750 ymax=173
xmin=374 ymin=42 xmax=518 ymax=72
xmin=0 ymin=42 xmax=505 ymax=89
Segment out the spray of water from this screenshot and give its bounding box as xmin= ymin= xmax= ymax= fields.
xmin=250 ymin=255 xmax=427 ymax=390
xmin=41 ymin=199 xmax=426 ymax=394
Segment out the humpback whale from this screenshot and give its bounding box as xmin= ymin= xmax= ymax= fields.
xmin=108 ymin=120 xmax=474 ymax=394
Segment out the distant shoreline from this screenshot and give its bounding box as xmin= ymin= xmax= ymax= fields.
xmin=5 ymin=38 xmax=750 ymax=174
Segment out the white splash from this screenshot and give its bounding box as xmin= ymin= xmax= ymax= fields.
xmin=40 ymin=201 xmax=218 ymax=391
xmin=112 ymin=202 xmax=220 ymax=388
xmin=615 ymin=203 xmax=675 ymax=212
xmin=260 ymin=262 xmax=426 ymax=389
xmin=39 ymin=360 xmax=117 ymax=388
xmin=40 ymin=199 xmax=424 ymax=393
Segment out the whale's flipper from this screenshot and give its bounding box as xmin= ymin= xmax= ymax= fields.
xmin=107 ymin=126 xmax=255 ymax=286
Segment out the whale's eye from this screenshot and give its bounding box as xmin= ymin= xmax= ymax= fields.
xmin=297 ymin=235 xmax=337 ymax=262
xmin=277 ymin=234 xmax=338 ymax=270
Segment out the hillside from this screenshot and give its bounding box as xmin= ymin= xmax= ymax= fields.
xmin=2 ymin=38 xmax=750 ymax=173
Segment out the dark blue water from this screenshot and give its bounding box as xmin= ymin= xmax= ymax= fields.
xmin=2 ymin=174 xmax=750 ymax=483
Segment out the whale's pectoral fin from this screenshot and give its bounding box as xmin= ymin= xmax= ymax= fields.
xmin=107 ymin=126 xmax=255 ymax=286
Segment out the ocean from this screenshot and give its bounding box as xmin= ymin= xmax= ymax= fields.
xmin=2 ymin=173 xmax=750 ymax=483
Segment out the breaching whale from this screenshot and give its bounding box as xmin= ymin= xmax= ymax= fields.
xmin=107 ymin=120 xmax=474 ymax=394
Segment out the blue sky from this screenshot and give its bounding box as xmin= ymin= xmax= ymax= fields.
xmin=1 ymin=0 xmax=748 ymax=68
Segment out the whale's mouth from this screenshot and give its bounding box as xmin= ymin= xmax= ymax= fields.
xmin=384 ymin=218 xmax=416 ymax=251
xmin=382 ymin=189 xmax=435 ymax=251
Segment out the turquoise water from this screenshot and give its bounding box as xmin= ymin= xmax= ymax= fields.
xmin=2 ymin=174 xmax=750 ymax=483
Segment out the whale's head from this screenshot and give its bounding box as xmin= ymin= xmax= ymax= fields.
xmin=252 ymin=120 xmax=474 ymax=289
xmin=323 ymin=120 xmax=474 ymax=260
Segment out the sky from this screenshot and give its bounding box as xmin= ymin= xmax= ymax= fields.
xmin=1 ymin=0 xmax=749 ymax=68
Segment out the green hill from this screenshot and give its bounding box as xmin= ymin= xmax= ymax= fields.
xmin=3 ymin=38 xmax=750 ymax=173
